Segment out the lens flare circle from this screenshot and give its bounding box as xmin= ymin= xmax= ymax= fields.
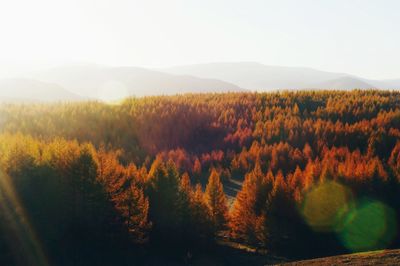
xmin=98 ymin=80 xmax=129 ymax=103
xmin=339 ymin=200 xmax=397 ymax=252
xmin=301 ymin=181 xmax=352 ymax=232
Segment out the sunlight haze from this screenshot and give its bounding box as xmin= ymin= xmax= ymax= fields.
xmin=0 ymin=0 xmax=399 ymax=80
xmin=1 ymin=1 xmax=400 ymax=264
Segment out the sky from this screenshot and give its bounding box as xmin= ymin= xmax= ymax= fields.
xmin=0 ymin=0 xmax=399 ymax=79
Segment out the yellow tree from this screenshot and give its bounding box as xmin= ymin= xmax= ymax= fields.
xmin=117 ymin=184 xmax=151 ymax=243
xmin=204 ymin=169 xmax=229 ymax=235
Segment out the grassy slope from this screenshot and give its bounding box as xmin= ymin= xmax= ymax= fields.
xmin=279 ymin=249 xmax=400 ymax=266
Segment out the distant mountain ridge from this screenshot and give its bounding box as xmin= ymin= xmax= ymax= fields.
xmin=0 ymin=78 xmax=82 ymax=102
xmin=162 ymin=62 xmax=400 ymax=90
xmin=310 ymin=76 xmax=375 ymax=90
xmin=0 ymin=62 xmax=398 ymax=102
xmin=29 ymin=65 xmax=245 ymax=100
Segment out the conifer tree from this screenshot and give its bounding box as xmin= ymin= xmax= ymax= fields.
xmin=117 ymin=184 xmax=150 ymax=243
xmin=230 ymin=162 xmax=269 ymax=245
xmin=263 ymin=171 xmax=294 ymax=250
xmin=193 ymin=158 xmax=202 ymax=180
xmin=204 ymin=169 xmax=229 ymax=235
xmin=191 ymin=184 xmax=212 ymax=240
xmin=147 ymin=159 xmax=181 ymax=242
xmin=179 ymin=172 xmax=193 ymax=241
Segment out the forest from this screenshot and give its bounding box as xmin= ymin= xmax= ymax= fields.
xmin=0 ymin=90 xmax=400 ymax=265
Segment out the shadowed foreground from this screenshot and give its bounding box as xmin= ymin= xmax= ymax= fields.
xmin=280 ymin=249 xmax=400 ymax=266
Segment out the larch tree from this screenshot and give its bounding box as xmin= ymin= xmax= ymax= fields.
xmin=230 ymin=162 xmax=270 ymax=245
xmin=263 ymin=170 xmax=296 ymax=250
xmin=147 ymin=158 xmax=181 ymax=243
xmin=117 ymin=183 xmax=151 ymax=243
xmin=179 ymin=172 xmax=193 ymax=241
xmin=193 ymin=158 xmax=202 ymax=180
xmin=204 ymin=169 xmax=229 ymax=235
xmin=191 ymin=184 xmax=212 ymax=241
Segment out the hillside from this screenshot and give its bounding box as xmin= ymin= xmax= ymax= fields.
xmin=310 ymin=76 xmax=375 ymax=90
xmin=281 ymin=249 xmax=400 ymax=265
xmin=378 ymin=79 xmax=400 ymax=89
xmin=0 ymin=91 xmax=399 ymax=265
xmin=162 ymin=62 xmax=346 ymax=90
xmin=29 ymin=65 xmax=244 ymax=99
xmin=0 ymin=78 xmax=82 ymax=102
xmin=6 ymin=63 xmax=397 ymax=102
xmin=162 ymin=62 xmax=400 ymax=90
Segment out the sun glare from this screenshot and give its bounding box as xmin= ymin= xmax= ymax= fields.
xmin=98 ymin=80 xmax=129 ymax=103
xmin=302 ymin=180 xmax=398 ymax=252
xmin=301 ymin=181 xmax=352 ymax=233
xmin=0 ymin=170 xmax=48 ymax=266
xmin=340 ymin=200 xmax=397 ymax=252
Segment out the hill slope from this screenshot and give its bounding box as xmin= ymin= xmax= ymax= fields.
xmin=30 ymin=65 xmax=244 ymax=99
xmin=280 ymin=249 xmax=400 ymax=265
xmin=310 ymin=76 xmax=375 ymax=89
xmin=378 ymin=79 xmax=400 ymax=89
xmin=162 ymin=62 xmax=400 ymax=90
xmin=0 ymin=78 xmax=82 ymax=102
xmin=162 ymin=62 xmax=346 ymax=90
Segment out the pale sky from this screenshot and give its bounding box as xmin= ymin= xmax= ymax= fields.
xmin=0 ymin=0 xmax=399 ymax=79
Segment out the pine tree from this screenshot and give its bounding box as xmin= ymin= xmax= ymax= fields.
xmin=117 ymin=184 xmax=150 ymax=243
xmin=179 ymin=172 xmax=193 ymax=241
xmin=204 ymin=169 xmax=229 ymax=235
xmin=230 ymin=162 xmax=269 ymax=245
xmin=303 ymin=160 xmax=316 ymax=190
xmin=288 ymin=166 xmax=303 ymax=192
xmin=191 ymin=184 xmax=212 ymax=241
xmin=264 ymin=171 xmax=294 ymax=250
xmin=147 ymin=158 xmax=181 ymax=242
xmin=193 ymin=158 xmax=202 ymax=180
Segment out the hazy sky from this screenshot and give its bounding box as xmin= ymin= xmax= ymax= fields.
xmin=0 ymin=0 xmax=399 ymax=79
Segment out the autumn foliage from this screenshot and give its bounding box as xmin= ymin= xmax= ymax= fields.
xmin=1 ymin=90 xmax=400 ymax=262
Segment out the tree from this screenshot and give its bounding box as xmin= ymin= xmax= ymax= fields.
xmin=389 ymin=142 xmax=400 ymax=181
xmin=147 ymin=159 xmax=181 ymax=243
xmin=193 ymin=158 xmax=202 ymax=180
xmin=178 ymin=173 xmax=213 ymax=244
xmin=179 ymin=172 xmax=193 ymax=241
xmin=204 ymin=169 xmax=229 ymax=235
xmin=191 ymin=184 xmax=213 ymax=241
xmin=263 ymin=171 xmax=300 ymax=252
xmin=116 ymin=184 xmax=150 ymax=243
xmin=303 ymin=143 xmax=313 ymax=161
xmin=230 ymin=162 xmax=270 ymax=245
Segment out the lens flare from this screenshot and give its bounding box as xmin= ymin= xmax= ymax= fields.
xmin=0 ymin=170 xmax=48 ymax=265
xmin=301 ymin=181 xmax=398 ymax=252
xmin=98 ymin=80 xmax=129 ymax=103
xmin=301 ymin=181 xmax=353 ymax=232
xmin=339 ymin=200 xmax=397 ymax=252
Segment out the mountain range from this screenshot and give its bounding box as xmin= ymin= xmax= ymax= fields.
xmin=0 ymin=62 xmax=398 ymax=102
xmin=0 ymin=78 xmax=82 ymax=102
xmin=162 ymin=62 xmax=400 ymax=90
